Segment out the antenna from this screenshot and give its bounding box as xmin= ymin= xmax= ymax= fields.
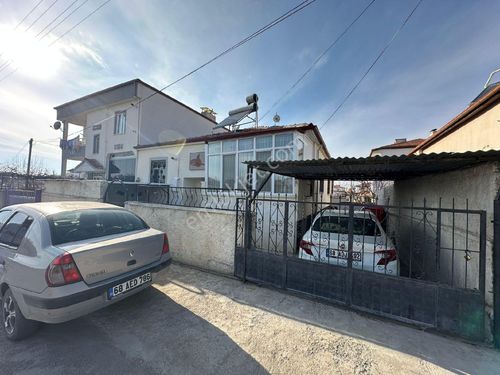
xmin=484 ymin=68 xmax=500 ymax=88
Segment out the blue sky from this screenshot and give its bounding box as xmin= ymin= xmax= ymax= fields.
xmin=0 ymin=0 xmax=499 ymax=172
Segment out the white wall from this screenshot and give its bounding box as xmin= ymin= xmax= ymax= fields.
xmin=135 ymin=142 xmax=205 ymax=186
xmin=40 ymin=179 xmax=108 ymax=202
xmin=370 ymin=147 xmax=414 ymax=157
xmin=125 ymin=202 xmax=235 ymax=274
xmin=137 ymin=84 xmax=215 ymax=146
xmin=84 ymin=101 xmax=140 ymax=167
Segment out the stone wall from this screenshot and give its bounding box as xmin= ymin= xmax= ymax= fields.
xmin=125 ymin=201 xmax=235 ymax=275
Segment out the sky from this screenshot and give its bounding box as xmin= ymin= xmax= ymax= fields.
xmin=0 ymin=0 xmax=499 ymax=173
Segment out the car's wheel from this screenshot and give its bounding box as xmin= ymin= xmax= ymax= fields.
xmin=1 ymin=288 xmax=38 ymax=340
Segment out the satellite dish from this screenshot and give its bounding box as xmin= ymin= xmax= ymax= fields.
xmin=52 ymin=121 xmax=62 ymax=130
xmin=273 ymin=113 xmax=280 ymax=124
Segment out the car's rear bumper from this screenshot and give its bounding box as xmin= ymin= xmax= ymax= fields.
xmin=12 ymin=258 xmax=171 ymax=324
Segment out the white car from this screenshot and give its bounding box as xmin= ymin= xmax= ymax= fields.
xmin=299 ymin=208 xmax=398 ymax=275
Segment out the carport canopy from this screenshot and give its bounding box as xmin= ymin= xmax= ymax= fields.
xmin=245 ymin=150 xmax=500 ymax=181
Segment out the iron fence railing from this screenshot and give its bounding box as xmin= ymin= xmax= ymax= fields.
xmin=236 ymin=197 xmax=486 ymax=291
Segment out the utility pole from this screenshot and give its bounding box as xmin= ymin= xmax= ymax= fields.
xmin=25 ymin=138 xmax=33 ymax=189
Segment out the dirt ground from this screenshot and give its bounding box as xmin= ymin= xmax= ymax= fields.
xmin=1 ymin=263 xmax=500 ymax=374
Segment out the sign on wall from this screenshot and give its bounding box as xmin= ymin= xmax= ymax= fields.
xmin=189 ymin=152 xmax=205 ymax=170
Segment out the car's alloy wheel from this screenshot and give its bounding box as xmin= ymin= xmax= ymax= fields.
xmin=3 ymin=294 xmax=16 ymax=335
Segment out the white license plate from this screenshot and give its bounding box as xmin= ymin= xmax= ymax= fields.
xmin=107 ymin=272 xmax=152 ymax=300
xmin=326 ymin=249 xmax=361 ymax=261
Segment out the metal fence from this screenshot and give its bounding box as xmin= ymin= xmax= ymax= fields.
xmin=235 ymin=197 xmax=487 ymax=341
xmin=104 ymin=182 xmax=249 ymax=211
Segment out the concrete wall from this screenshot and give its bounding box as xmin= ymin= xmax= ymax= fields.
xmin=422 ymin=102 xmax=500 ymax=154
xmin=135 ymin=142 xmax=205 ymax=186
xmin=125 ymin=201 xmax=235 ymax=275
xmin=40 ymin=179 xmax=108 ymax=202
xmin=391 ymin=162 xmax=500 ymax=331
xmin=137 ymin=84 xmax=215 ymax=146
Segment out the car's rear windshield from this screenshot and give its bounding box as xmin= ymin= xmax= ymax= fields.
xmin=48 ymin=209 xmax=149 ymax=245
xmin=312 ymin=215 xmax=378 ymax=236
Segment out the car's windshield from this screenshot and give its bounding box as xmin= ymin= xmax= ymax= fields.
xmin=312 ymin=215 xmax=379 ymax=236
xmin=48 ymin=209 xmax=149 ymax=245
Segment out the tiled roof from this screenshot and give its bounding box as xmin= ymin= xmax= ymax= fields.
xmin=371 ymin=138 xmax=424 ymax=152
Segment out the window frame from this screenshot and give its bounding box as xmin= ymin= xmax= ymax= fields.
xmin=149 ymin=158 xmax=168 ymax=185
xmin=92 ymin=134 xmax=100 ymax=154
xmin=0 ymin=211 xmax=33 ymax=250
xmin=113 ymin=111 xmax=127 ymax=135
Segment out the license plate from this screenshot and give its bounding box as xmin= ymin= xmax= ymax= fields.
xmin=107 ymin=272 xmax=152 ymax=300
xmin=326 ymin=249 xmax=361 ymax=261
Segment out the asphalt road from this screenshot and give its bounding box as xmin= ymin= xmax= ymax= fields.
xmin=1 ymin=264 xmax=500 ymax=374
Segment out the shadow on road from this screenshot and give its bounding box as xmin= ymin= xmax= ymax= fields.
xmin=0 ymin=287 xmax=268 ymax=375
xmin=159 ymin=265 xmax=500 ymax=375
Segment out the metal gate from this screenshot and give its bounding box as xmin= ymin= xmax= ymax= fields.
xmin=234 ymin=197 xmax=487 ymax=342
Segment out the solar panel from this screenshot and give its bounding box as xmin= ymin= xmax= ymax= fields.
xmin=214 ymin=103 xmax=257 ymax=129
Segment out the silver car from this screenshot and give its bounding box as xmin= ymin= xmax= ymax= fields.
xmin=0 ymin=201 xmax=171 ymax=340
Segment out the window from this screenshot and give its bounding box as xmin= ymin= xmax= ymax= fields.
xmin=150 ymin=159 xmax=167 ymax=184
xmin=238 ymin=151 xmax=253 ymax=189
xmin=92 ymin=124 xmax=102 ymax=131
xmin=114 ymin=111 xmax=126 ymax=134
xmin=222 ymin=140 xmax=236 ymax=152
xmin=0 ymin=212 xmax=33 ymax=248
xmin=297 ymin=139 xmax=304 ymax=160
xmin=274 ymin=148 xmax=293 ymax=193
xmin=222 ymin=154 xmax=236 ymax=189
xmin=0 ymin=210 xmax=13 ymax=229
xmin=275 ymin=133 xmax=293 ymax=147
xmin=255 ymin=150 xmax=272 ymax=192
xmin=312 ymin=216 xmax=378 ymax=236
xmin=208 ymin=142 xmax=221 ymax=154
xmin=108 ymin=158 xmax=136 ymax=182
xmin=92 ymin=134 xmax=100 ymax=154
xmin=255 ymin=136 xmax=272 ymax=149
xmin=48 ymin=209 xmax=149 ymax=245
xmin=207 ymin=155 xmax=221 ymax=188
xmin=238 ymin=138 xmax=253 ymax=150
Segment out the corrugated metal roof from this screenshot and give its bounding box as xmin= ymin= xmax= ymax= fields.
xmin=246 ymin=150 xmax=500 ymax=181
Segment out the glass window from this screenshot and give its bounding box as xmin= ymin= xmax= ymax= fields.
xmin=275 ymin=133 xmax=293 ymax=147
xmin=255 ymin=136 xmax=272 ymax=149
xmin=47 ymin=209 xmax=149 ymax=245
xmin=0 ymin=212 xmax=32 ymax=248
xmin=222 ymin=154 xmax=236 ymax=189
xmin=222 ymin=140 xmax=236 ymax=152
xmin=208 ymin=142 xmax=221 ymax=154
xmin=312 ymin=216 xmax=378 ymax=236
xmin=297 ymin=139 xmax=304 ymax=160
xmin=150 ymin=159 xmax=167 ymax=184
xmin=255 ymin=150 xmax=272 ymax=192
xmin=208 ymin=155 xmax=221 ymax=188
xmin=238 ymin=138 xmax=253 ymax=151
xmin=238 ymin=151 xmax=253 ymax=189
xmin=0 ymin=210 xmax=13 ymax=229
xmin=274 ymin=148 xmax=293 ymax=194
xmin=92 ymin=134 xmax=100 ymax=154
xmin=274 ymin=148 xmax=292 ymax=162
xmin=108 ymin=158 xmax=136 ymax=182
xmin=114 ymin=111 xmax=126 ymax=134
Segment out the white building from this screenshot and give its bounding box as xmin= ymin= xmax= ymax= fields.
xmin=54 ymin=79 xmax=217 ymax=179
xmin=135 ymin=123 xmax=330 ymax=199
xmin=369 ymin=138 xmax=424 ymax=157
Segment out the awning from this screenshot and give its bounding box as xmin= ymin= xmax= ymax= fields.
xmin=246 ymin=150 xmax=500 ymax=181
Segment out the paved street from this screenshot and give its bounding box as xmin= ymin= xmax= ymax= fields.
xmin=1 ymin=263 xmax=500 ymax=374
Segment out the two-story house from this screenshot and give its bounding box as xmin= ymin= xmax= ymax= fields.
xmin=54 ymin=79 xmax=218 ymax=179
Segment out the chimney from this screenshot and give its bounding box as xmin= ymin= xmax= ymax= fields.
xmin=394 ymin=138 xmax=407 ymax=144
xmin=429 ymin=128 xmax=437 ymax=137
xmin=200 ymin=107 xmax=216 ymax=122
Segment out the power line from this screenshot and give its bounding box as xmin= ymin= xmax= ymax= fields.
xmin=35 ymin=0 xmax=81 ymax=38
xmin=49 ymin=0 xmax=112 ymax=46
xmin=0 ymin=0 xmax=108 ymax=84
xmin=320 ymin=0 xmax=423 ymax=129
xmin=39 ymin=0 xmax=90 ymax=40
xmin=14 ymin=0 xmax=46 ymax=30
xmin=64 ymin=0 xmax=317 ymax=139
xmin=260 ymin=0 xmax=377 ymax=122
xmin=25 ymin=0 xmax=60 ymax=32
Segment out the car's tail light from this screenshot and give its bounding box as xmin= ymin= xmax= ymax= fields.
xmin=375 ymin=249 xmax=397 ymax=266
xmin=46 ymin=252 xmax=83 ymax=287
xmin=162 ymin=233 xmax=170 ymax=254
xmin=299 ymin=240 xmax=313 ymax=256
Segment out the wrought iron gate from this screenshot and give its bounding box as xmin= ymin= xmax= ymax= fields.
xmin=234 ymin=197 xmax=487 ymax=342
